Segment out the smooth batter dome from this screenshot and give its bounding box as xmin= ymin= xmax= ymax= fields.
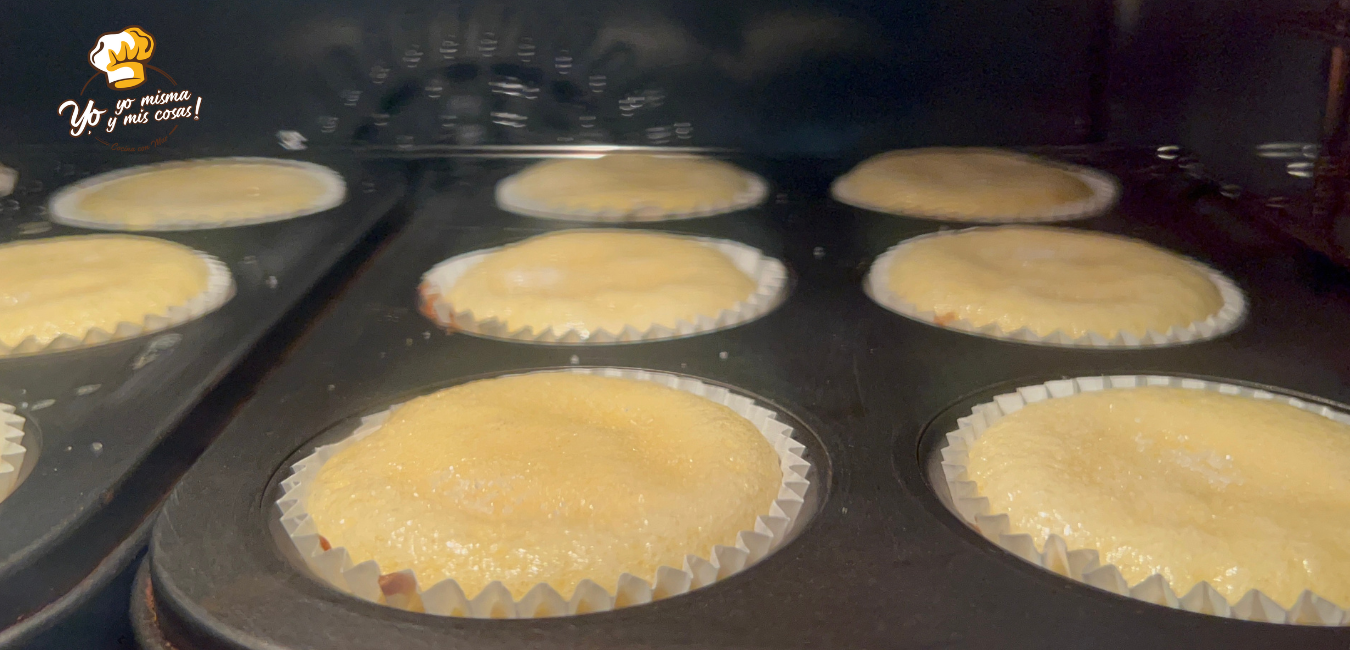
xmin=967 ymin=387 xmax=1350 ymax=607
xmin=884 ymin=227 xmax=1223 ymax=338
xmin=305 ymin=373 xmax=783 ymax=599
xmin=72 ymin=161 xmax=334 ymax=227
xmin=443 ymin=230 xmax=757 ymax=336
xmin=503 ymin=154 xmax=756 ymax=215
xmin=835 ymin=148 xmax=1095 ymax=219
xmin=0 ymin=235 xmax=210 ymax=348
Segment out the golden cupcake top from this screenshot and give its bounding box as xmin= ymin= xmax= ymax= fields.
xmin=305 ymin=372 xmax=783 ymax=599
xmin=0 ymin=235 xmax=210 ymax=348
xmin=438 ymin=230 xmax=757 ymax=336
xmin=58 ymin=159 xmax=341 ymax=229
xmin=834 ymin=147 xmax=1098 ymax=220
xmin=967 ymin=386 xmax=1350 ymax=607
xmin=499 ymin=153 xmax=760 ymax=217
xmin=882 ymin=227 xmax=1223 ymax=338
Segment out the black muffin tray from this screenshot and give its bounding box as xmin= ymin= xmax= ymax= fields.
xmin=0 ymin=148 xmax=409 ymax=647
xmin=136 ymin=147 xmax=1350 ymax=649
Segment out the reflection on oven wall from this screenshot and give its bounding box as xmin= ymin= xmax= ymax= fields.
xmin=274 ymin=0 xmax=1106 ymax=154
xmin=3 ymin=0 xmax=1102 ymax=155
xmin=1109 ymin=0 xmax=1325 ymax=197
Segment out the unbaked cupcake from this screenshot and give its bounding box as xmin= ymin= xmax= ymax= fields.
xmin=495 ymin=153 xmax=767 ymax=221
xmin=419 ymin=230 xmax=787 ymax=343
xmin=832 ymin=147 xmax=1117 ymax=222
xmin=0 ymin=235 xmax=233 ymax=354
xmin=49 ymin=158 xmax=345 ymax=230
xmin=941 ymin=376 xmax=1350 ymax=624
xmin=867 ymin=227 xmax=1244 ymax=347
xmin=279 ymin=369 xmax=810 ymax=617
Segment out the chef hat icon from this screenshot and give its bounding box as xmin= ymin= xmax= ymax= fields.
xmin=89 ymin=27 xmax=155 ymax=89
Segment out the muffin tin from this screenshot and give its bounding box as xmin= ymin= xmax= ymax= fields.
xmin=0 ymin=148 xmax=408 ymax=648
xmin=136 ymin=147 xmax=1350 ymax=649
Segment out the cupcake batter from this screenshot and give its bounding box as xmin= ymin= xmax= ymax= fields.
xmin=967 ymin=386 xmax=1350 ymax=607
xmin=306 ymin=372 xmax=783 ymax=599
xmin=884 ymin=227 xmax=1223 ymax=338
xmin=70 ymin=160 xmax=337 ymax=228
xmin=502 ymin=153 xmax=757 ymax=217
xmin=834 ymin=148 xmax=1095 ymax=220
xmin=0 ymin=235 xmax=210 ymax=348
xmin=440 ymin=230 xmax=757 ymax=336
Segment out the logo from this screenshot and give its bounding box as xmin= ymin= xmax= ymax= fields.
xmin=89 ymin=27 xmax=155 ymax=89
xmin=57 ymin=27 xmax=205 ymax=151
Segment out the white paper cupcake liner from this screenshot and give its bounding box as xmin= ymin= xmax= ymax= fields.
xmin=865 ymin=228 xmax=1246 ymax=348
xmin=418 ymin=233 xmax=789 ymax=344
xmin=0 ymin=404 xmax=27 ymax=503
xmin=277 ymin=367 xmax=812 ymax=618
xmin=0 ymin=165 xmax=15 ymax=198
xmin=831 ymin=152 xmax=1120 ymax=223
xmin=48 ymin=157 xmax=346 ymax=231
xmin=939 ymin=374 xmax=1350 ymax=625
xmin=495 ymin=166 xmax=768 ymax=222
xmin=0 ymin=245 xmax=234 ymax=356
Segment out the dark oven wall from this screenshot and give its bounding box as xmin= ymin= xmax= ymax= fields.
xmin=3 ymin=0 xmax=1105 ymax=157
xmin=1109 ymin=0 xmax=1327 ymax=197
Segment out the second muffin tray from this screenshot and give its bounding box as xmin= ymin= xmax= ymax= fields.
xmin=0 ymin=149 xmax=409 ymax=646
xmin=138 ymin=147 xmax=1350 ymax=649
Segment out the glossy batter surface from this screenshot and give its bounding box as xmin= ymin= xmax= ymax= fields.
xmin=836 ymin=148 xmax=1094 ymax=218
xmin=306 ymin=373 xmax=783 ymax=599
xmin=75 ymin=161 xmax=333 ymax=226
xmin=506 ymin=154 xmax=754 ymax=214
xmin=967 ymin=387 xmax=1350 ymax=607
xmin=445 ymin=230 xmax=756 ymax=335
xmin=885 ymin=227 xmax=1222 ymax=338
xmin=0 ymin=235 xmax=209 ymax=347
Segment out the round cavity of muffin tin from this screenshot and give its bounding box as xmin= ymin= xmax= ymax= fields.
xmin=911 ymin=374 xmax=1350 ymax=625
xmin=267 ymin=367 xmax=827 ymax=619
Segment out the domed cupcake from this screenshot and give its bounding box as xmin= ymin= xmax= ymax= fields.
xmin=941 ymin=375 xmax=1350 ymax=624
xmin=419 ymin=230 xmax=787 ymax=343
xmin=832 ymin=147 xmax=1117 ymax=222
xmin=0 ymin=234 xmax=232 ymax=354
xmin=495 ymin=153 xmax=767 ymax=221
xmin=49 ymin=158 xmax=344 ymax=230
xmin=279 ymin=369 xmax=811 ymax=617
xmin=866 ymin=227 xmax=1243 ymax=347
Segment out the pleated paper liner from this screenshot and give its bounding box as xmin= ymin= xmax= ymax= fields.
xmin=865 ymin=228 xmax=1246 ymax=348
xmin=939 ymin=375 xmax=1350 ymax=625
xmin=48 ymin=157 xmax=346 ymax=231
xmin=418 ymin=234 xmax=789 ymax=344
xmin=0 ymin=164 xmax=15 ymax=197
xmin=277 ymin=367 xmax=812 ymax=618
xmin=831 ymin=151 xmax=1120 ymax=223
xmin=0 ymin=404 xmax=27 ymax=503
xmin=495 ymin=167 xmax=769 ymax=222
xmin=0 ymin=247 xmax=234 ymax=357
